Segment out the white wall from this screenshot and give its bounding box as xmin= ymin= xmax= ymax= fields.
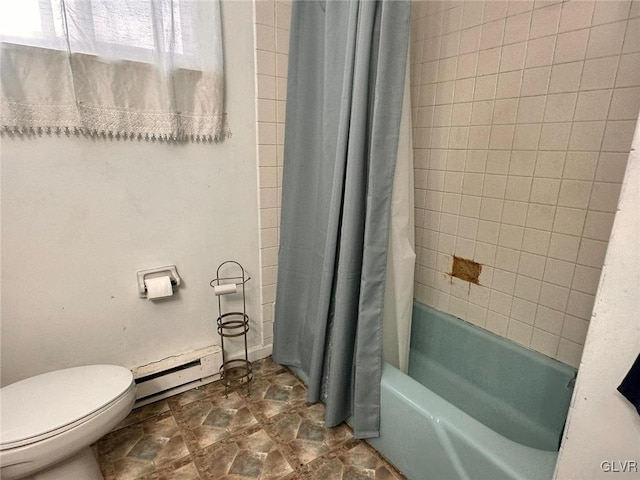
xmin=555 ymin=115 xmax=640 ymax=479
xmin=0 ymin=1 xmax=263 ymax=386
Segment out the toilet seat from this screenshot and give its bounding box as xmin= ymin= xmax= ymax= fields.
xmin=0 ymin=365 xmax=134 ymax=450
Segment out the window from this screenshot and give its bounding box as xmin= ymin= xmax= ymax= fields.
xmin=1 ymin=0 xmax=228 ymax=142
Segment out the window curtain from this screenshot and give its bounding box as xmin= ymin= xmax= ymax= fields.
xmin=0 ymin=0 xmax=229 ymax=142
xmin=272 ymin=0 xmax=411 ymax=438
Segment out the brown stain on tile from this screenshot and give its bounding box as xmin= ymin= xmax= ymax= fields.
xmin=451 ymin=255 xmax=482 ymax=284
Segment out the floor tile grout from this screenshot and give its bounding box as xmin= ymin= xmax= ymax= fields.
xmin=95 ymin=357 xmax=405 ymax=480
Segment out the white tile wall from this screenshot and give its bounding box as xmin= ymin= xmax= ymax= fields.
xmin=411 ymin=0 xmax=640 ymax=367
xmin=254 ymin=0 xmax=291 ymax=346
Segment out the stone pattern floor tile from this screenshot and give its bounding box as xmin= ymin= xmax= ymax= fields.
xmin=95 ymin=357 xmax=405 ymax=480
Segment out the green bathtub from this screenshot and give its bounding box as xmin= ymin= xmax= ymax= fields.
xmin=368 ymin=301 xmax=576 ymax=480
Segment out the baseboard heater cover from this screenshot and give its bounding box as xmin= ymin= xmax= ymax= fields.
xmin=133 ymin=346 xmax=222 ymax=407
xmin=130 ymin=344 xmax=274 ymax=408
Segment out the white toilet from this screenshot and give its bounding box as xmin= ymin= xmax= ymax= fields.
xmin=0 ymin=365 xmax=136 ymax=480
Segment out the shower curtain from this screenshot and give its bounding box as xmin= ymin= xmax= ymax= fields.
xmin=382 ymin=54 xmax=416 ymax=374
xmin=272 ymin=0 xmax=411 ymax=438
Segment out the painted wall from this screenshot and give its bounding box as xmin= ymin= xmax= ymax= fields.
xmin=410 ymin=0 xmax=640 ymax=367
xmin=555 ymin=115 xmax=640 ymax=478
xmin=0 ymin=0 xmax=263 ymax=386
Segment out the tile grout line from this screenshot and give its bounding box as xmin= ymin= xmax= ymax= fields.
xmin=95 ymin=358 xmax=405 ymax=480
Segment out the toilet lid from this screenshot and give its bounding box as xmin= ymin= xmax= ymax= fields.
xmin=0 ymin=365 xmax=134 ymax=449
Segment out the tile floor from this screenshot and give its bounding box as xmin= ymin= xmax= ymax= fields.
xmin=95 ymin=357 xmax=406 ymax=480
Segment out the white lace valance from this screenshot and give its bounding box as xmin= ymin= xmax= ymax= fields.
xmin=0 ymin=0 xmax=230 ymax=142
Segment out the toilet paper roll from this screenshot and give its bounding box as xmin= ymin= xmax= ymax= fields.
xmin=214 ymin=283 xmax=237 ymax=296
xmin=145 ymin=275 xmax=174 ymax=300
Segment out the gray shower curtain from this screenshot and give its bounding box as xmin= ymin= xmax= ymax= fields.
xmin=272 ymin=0 xmax=411 ymax=438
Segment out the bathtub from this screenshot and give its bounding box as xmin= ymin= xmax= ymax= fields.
xmin=368 ymin=301 xmax=576 ymax=480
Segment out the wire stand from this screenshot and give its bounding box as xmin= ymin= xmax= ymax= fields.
xmin=210 ymin=261 xmax=252 ymax=397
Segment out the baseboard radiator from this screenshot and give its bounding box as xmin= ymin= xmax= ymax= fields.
xmin=132 ymin=346 xmax=222 ymax=408
xmin=130 ymin=344 xmax=274 ymax=408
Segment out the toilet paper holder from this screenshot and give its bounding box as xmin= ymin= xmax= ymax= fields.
xmin=137 ymin=265 xmax=181 ymax=298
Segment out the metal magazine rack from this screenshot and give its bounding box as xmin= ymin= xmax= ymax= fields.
xmin=210 ymin=261 xmax=252 ymax=396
